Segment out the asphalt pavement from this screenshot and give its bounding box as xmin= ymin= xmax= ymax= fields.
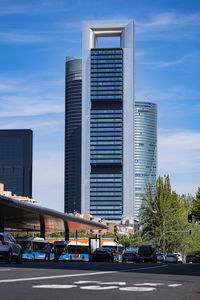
xmin=0 ymin=261 xmax=200 ymax=300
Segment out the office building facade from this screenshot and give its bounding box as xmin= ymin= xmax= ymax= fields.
xmin=64 ymin=57 xmax=82 ymax=213
xmin=81 ymin=20 xmax=135 ymax=222
xmin=0 ymin=130 xmax=32 ymax=198
xmin=134 ymin=101 xmax=157 ymax=217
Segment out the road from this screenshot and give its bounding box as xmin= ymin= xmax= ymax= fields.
xmin=0 ymin=261 xmax=200 ymax=299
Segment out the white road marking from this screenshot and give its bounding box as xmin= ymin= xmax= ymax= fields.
xmin=0 ymin=269 xmax=11 ymax=271
xmin=120 ymin=287 xmax=156 ymax=292
xmin=0 ymin=271 xmax=116 ymax=284
xmin=74 ymin=281 xmax=101 ymax=284
xmin=168 ymin=284 xmax=182 ymax=287
xmin=0 ymin=264 xmax=168 ymax=284
xmin=134 ymin=283 xmax=165 ymax=286
xmin=33 ymin=284 xmax=77 ymax=289
xmin=74 ymin=280 xmax=126 ymax=285
xmin=80 ymin=285 xmax=118 ymax=290
xmin=102 ymin=282 xmax=126 ymax=285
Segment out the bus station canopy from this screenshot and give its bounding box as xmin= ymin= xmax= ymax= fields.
xmin=0 ymin=195 xmax=107 ymax=236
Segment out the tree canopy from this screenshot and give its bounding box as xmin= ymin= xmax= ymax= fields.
xmin=139 ymin=176 xmax=200 ymax=255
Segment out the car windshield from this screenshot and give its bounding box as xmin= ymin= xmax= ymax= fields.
xmin=139 ymin=247 xmax=152 ymax=255
xmin=96 ymin=248 xmax=108 ymax=252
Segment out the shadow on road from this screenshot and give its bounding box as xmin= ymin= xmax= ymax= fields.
xmin=0 ymin=260 xmax=200 ymax=277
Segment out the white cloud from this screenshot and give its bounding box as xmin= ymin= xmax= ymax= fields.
xmin=0 ymin=74 xmax=65 ymax=117
xmin=0 ymin=96 xmax=64 ymax=117
xmin=138 ymin=57 xmax=184 ymax=69
xmin=138 ymin=12 xmax=200 ymax=29
xmin=33 ymin=149 xmax=64 ymax=211
xmin=33 ymin=150 xmax=64 ymax=186
xmin=136 ymin=12 xmax=200 ymax=40
xmin=0 ymin=1 xmax=74 ymax=15
xmin=0 ymin=118 xmax=64 ymax=132
xmin=0 ymin=30 xmax=80 ymax=44
xmin=158 ymin=129 xmax=200 ymax=186
xmin=158 ymin=129 xmax=200 ymax=195
xmin=136 ymin=85 xmax=200 ymax=103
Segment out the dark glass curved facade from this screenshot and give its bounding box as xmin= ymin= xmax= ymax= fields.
xmin=134 ymin=101 xmax=157 ymax=217
xmin=0 ymin=129 xmax=32 ymax=197
xmin=65 ymin=57 xmax=82 ymax=213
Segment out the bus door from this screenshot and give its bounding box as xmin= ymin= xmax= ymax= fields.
xmin=54 ymin=243 xmax=68 ymax=261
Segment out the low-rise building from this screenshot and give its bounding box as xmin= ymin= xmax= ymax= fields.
xmin=0 ymin=182 xmax=38 ymax=205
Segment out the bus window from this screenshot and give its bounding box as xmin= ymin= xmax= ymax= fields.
xmin=20 ymin=241 xmax=32 ymax=254
xmin=33 ymin=242 xmax=47 ymax=253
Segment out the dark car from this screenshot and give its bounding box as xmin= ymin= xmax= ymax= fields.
xmin=91 ymin=248 xmax=114 ymax=262
xmin=122 ymin=250 xmax=136 ymax=263
xmin=137 ymin=245 xmax=157 ymax=263
xmin=186 ymin=253 xmax=200 ymax=263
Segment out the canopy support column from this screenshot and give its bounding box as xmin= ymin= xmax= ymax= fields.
xmin=64 ymin=222 xmax=69 ymax=241
xmin=39 ymin=215 xmax=45 ymax=239
xmin=0 ymin=209 xmax=4 ymax=232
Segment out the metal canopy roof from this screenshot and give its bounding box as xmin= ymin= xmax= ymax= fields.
xmin=0 ymin=195 xmax=107 ymax=233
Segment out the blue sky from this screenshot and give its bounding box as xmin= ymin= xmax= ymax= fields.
xmin=0 ymin=0 xmax=200 ymax=211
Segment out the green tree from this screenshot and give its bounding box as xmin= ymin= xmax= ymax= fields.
xmin=129 ymin=231 xmax=148 ymax=248
xmin=119 ymin=235 xmax=130 ymax=249
xmin=139 ymin=175 xmax=196 ymax=255
xmin=192 ymin=187 xmax=200 ymax=218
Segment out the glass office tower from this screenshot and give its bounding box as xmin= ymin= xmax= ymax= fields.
xmin=82 ymin=20 xmax=135 ymax=222
xmin=0 ymin=130 xmax=32 ymax=197
xmin=90 ymin=49 xmax=123 ymax=220
xmin=134 ymin=101 xmax=157 ymax=217
xmin=64 ymin=57 xmax=82 ymax=213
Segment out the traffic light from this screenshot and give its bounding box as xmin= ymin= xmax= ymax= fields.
xmin=116 ymin=236 xmax=119 ymax=244
xmin=188 ymin=214 xmax=193 ymax=223
xmin=188 ymin=229 xmax=192 ymax=235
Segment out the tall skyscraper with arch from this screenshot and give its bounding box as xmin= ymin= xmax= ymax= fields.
xmin=81 ymin=20 xmax=135 ymax=222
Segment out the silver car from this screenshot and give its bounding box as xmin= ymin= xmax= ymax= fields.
xmin=0 ymin=233 xmax=22 ymax=264
xmin=156 ymin=253 xmax=165 ymax=263
xmin=165 ymin=253 xmax=178 ymax=264
xmin=175 ymin=253 xmax=183 ymax=263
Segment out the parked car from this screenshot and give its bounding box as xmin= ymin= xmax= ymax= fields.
xmin=137 ymin=245 xmax=157 ymax=263
xmin=0 ymin=233 xmax=22 ymax=264
xmin=174 ymin=253 xmax=183 ymax=263
xmin=122 ymin=250 xmax=137 ymax=263
xmin=164 ymin=253 xmax=178 ymax=264
xmin=91 ymin=248 xmax=114 ymax=262
xmin=186 ymin=253 xmax=200 ymax=263
xmin=156 ymin=253 xmax=165 ymax=263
